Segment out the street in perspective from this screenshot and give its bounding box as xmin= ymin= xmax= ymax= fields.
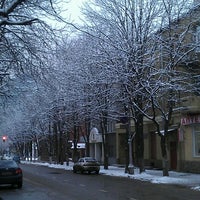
xmin=0 ymin=161 xmax=200 ymax=200
xmin=1 ymin=1 xmax=200 ymax=200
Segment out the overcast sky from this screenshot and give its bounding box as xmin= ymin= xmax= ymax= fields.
xmin=64 ymin=0 xmax=86 ymax=23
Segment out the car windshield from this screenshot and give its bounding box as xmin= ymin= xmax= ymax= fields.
xmin=0 ymin=160 xmax=18 ymax=168
xmin=85 ymin=158 xmax=96 ymax=162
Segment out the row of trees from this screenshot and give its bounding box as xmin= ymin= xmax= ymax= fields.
xmin=1 ymin=0 xmax=200 ymax=176
xmin=0 ymin=0 xmax=70 ymax=162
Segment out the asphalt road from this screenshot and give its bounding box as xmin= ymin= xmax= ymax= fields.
xmin=0 ymin=163 xmax=199 ymax=200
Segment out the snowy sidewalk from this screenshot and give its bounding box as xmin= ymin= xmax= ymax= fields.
xmin=22 ymin=161 xmax=200 ymax=192
xmin=100 ymin=166 xmax=200 ymax=191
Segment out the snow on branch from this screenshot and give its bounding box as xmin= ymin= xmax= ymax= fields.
xmin=0 ymin=18 xmax=38 ymax=26
xmin=0 ymin=0 xmax=26 ymax=17
xmin=0 ymin=0 xmax=38 ymax=26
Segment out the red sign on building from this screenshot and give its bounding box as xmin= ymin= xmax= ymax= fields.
xmin=181 ymin=115 xmax=200 ymax=125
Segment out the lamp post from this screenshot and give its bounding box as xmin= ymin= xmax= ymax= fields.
xmin=128 ymin=133 xmax=135 ymax=174
xmin=124 ymin=106 xmax=135 ymax=175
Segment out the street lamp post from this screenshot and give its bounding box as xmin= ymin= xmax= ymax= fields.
xmin=128 ymin=136 xmax=134 ymax=174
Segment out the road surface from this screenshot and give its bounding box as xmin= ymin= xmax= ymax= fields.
xmin=0 ymin=163 xmax=199 ymax=200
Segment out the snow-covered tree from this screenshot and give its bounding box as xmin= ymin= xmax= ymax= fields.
xmin=0 ymin=0 xmax=69 ymax=159
xmin=139 ymin=1 xmax=200 ymax=176
xmin=74 ymin=0 xmax=198 ymax=175
xmin=79 ymin=0 xmax=166 ymax=172
xmin=0 ymin=0 xmax=64 ymax=98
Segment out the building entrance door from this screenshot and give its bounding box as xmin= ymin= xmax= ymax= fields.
xmin=170 ymin=141 xmax=177 ymax=170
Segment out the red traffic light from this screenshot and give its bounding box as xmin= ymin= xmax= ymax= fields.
xmin=2 ymin=136 xmax=7 ymax=142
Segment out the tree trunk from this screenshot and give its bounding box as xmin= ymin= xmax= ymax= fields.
xmin=101 ymin=116 xmax=109 ymax=169
xmin=103 ymin=141 xmax=109 ymax=169
xmin=125 ymin=122 xmax=129 ymax=173
xmin=85 ymin=120 xmax=90 ymax=157
xmin=160 ymin=135 xmax=169 ymax=176
xmin=135 ymin=108 xmax=144 ymax=173
xmin=135 ymin=126 xmax=144 ymax=172
xmin=53 ymin=122 xmax=59 ymax=163
xmin=72 ymin=125 xmax=79 ymax=162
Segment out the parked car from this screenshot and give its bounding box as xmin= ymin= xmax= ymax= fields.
xmin=0 ymin=160 xmax=23 ymax=188
xmin=73 ymin=157 xmax=100 ymax=174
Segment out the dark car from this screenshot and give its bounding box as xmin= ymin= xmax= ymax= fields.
xmin=0 ymin=160 xmax=23 ymax=188
xmin=73 ymin=157 xmax=100 ymax=174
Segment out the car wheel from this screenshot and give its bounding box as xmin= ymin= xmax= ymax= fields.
xmin=73 ymin=168 xmax=76 ymax=173
xmin=96 ymin=170 xmax=99 ymax=174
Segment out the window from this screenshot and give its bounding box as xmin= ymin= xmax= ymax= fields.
xmin=107 ymin=121 xmax=116 ymax=133
xmin=193 ymin=125 xmax=200 ymax=157
xmin=195 ymin=26 xmax=200 ymax=52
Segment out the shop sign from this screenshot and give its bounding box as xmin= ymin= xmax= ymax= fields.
xmin=181 ymin=115 xmax=200 ymax=125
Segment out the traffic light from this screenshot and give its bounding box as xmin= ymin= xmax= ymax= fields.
xmin=2 ymin=136 xmax=7 ymax=142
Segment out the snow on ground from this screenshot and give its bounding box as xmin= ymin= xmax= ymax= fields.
xmin=22 ymin=161 xmax=200 ymax=192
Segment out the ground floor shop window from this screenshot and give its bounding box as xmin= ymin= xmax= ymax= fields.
xmin=193 ymin=125 xmax=200 ymax=157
